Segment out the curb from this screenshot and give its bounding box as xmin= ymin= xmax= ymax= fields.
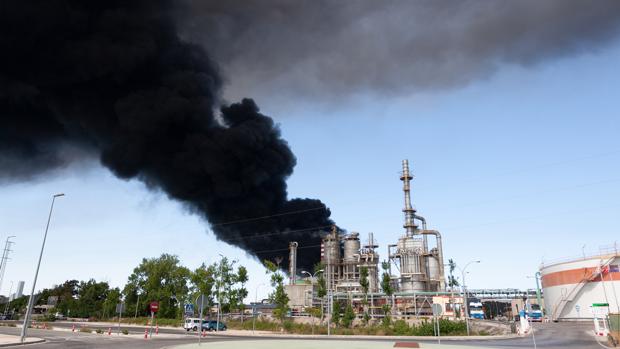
xmin=0 ymin=339 xmax=45 ymax=347
xmin=208 ymin=331 xmax=519 ymax=341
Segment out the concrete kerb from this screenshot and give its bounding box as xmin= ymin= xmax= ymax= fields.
xmin=0 ymin=336 xmax=45 ymax=348
xmin=169 ymin=340 xmax=504 ymax=349
xmin=207 ymin=329 xmax=519 ymax=341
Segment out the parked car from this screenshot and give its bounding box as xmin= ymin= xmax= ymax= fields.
xmin=201 ymin=320 xmax=226 ymax=332
xmin=184 ymin=318 xmax=202 ymax=331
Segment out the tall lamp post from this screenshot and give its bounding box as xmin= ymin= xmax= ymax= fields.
xmin=252 ymin=283 xmax=265 ymax=334
xmin=216 ymin=253 xmax=225 ymax=333
xmin=20 ymin=193 xmax=64 ymax=343
xmin=457 ymin=260 xmax=480 ymax=336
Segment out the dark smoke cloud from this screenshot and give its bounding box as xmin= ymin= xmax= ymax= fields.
xmin=181 ymin=0 xmax=620 ymax=101
xmin=0 ymin=0 xmax=333 ymax=271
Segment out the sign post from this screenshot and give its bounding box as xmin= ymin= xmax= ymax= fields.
xmin=197 ymin=294 xmax=206 ymax=345
xmin=432 ymin=303 xmax=442 ymax=344
xmin=115 ymin=303 xmax=125 ymax=335
xmin=149 ymin=302 xmax=159 ymax=338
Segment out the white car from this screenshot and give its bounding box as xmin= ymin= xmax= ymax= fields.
xmin=184 ymin=318 xmax=202 ymax=331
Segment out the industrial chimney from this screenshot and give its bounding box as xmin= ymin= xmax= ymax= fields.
xmin=400 ymin=159 xmax=417 ymax=237
xmin=289 ymin=241 xmax=298 ymax=285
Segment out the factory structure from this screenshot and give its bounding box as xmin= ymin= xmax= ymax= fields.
xmin=540 ymin=245 xmax=620 ymax=321
xmin=286 ymin=160 xmax=449 ymax=316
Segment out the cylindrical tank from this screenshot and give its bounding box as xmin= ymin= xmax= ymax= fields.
xmin=343 ymin=232 xmax=360 ymax=262
xmin=398 ymin=236 xmax=424 ymax=274
xmin=323 ymin=235 xmax=340 ymax=265
xmin=426 ymin=255 xmax=440 ymax=282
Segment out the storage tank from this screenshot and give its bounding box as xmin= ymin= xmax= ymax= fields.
xmin=426 ymin=253 xmax=440 ymax=284
xmin=540 ymin=249 xmax=620 ymax=321
xmin=323 ymin=233 xmax=340 ymax=265
xmin=397 ymin=236 xmax=424 ymax=274
xmin=343 ymin=232 xmax=360 ymax=262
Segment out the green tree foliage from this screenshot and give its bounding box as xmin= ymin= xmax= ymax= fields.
xmin=381 ymin=304 xmax=391 ymax=327
xmin=448 ymin=259 xmax=459 ymax=289
xmin=236 ymin=266 xmax=249 ymax=320
xmin=380 ymin=261 xmax=393 ymax=319
xmin=264 ymin=260 xmax=289 ymax=323
xmin=342 ymin=302 xmax=356 ymax=328
xmin=190 ymin=263 xmax=216 ymax=308
xmin=123 ymin=254 xmax=190 ymax=319
xmin=331 ymin=300 xmax=341 ymax=327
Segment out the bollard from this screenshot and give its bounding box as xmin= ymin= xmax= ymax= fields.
xmin=144 ymin=328 xmax=148 ymax=339
xmin=108 ymin=327 xmax=112 ymax=335
xmin=155 ymin=323 xmax=159 ymax=335
xmin=72 ymin=324 xmax=75 ymax=332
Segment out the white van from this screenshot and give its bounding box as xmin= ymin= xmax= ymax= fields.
xmin=184 ymin=318 xmax=202 ymax=331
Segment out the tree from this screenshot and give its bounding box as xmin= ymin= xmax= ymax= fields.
xmin=123 ymin=254 xmax=191 ymax=319
xmin=448 ymin=259 xmax=459 ymax=290
xmin=264 ymin=260 xmax=289 ymax=324
xmin=380 ymin=261 xmax=393 ymax=319
xmin=315 ymin=262 xmax=327 ymax=323
xmin=190 ymin=263 xmax=216 ymax=316
xmin=102 ymin=288 xmax=121 ymax=319
xmin=359 ymin=266 xmax=370 ymax=325
xmin=342 ymin=302 xmax=356 ymax=328
xmin=236 ymin=266 xmax=249 ymax=322
xmin=332 ymin=300 xmax=341 ymax=327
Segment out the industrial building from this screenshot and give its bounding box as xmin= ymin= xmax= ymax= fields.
xmin=286 ymin=160 xmax=447 ymax=313
xmin=540 ymin=245 xmax=620 ymax=321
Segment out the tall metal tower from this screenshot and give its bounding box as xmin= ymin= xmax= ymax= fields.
xmin=400 ymin=159 xmax=418 ymax=236
xmin=0 ymin=236 xmax=15 ymax=295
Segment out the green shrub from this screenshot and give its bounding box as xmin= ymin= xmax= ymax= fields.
xmin=392 ymin=320 xmax=410 ymax=335
xmin=95 ymin=329 xmax=103 ymax=334
xmin=122 ymin=329 xmax=129 ymax=335
xmin=80 ymin=327 xmax=92 ymax=333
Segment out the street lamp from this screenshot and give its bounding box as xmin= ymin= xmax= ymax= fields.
xmin=300 ymin=269 xmax=324 ymax=282
xmin=21 ymin=193 xmax=64 ymax=343
xmin=216 ymin=253 xmax=225 ymax=333
xmin=253 ymin=283 xmax=265 ymax=334
xmin=455 ymin=260 xmax=480 ymax=336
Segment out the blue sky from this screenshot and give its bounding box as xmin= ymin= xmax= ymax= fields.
xmin=2 ymin=36 xmax=619 ymax=302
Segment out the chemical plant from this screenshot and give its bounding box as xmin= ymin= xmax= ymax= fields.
xmin=285 ymin=160 xmax=452 ymax=316
xmin=284 ymin=159 xmax=549 ymax=320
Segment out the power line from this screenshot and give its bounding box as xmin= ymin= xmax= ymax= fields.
xmin=211 ymin=205 xmax=327 ymax=227
xmin=221 ymin=224 xmax=333 ymax=243
xmin=254 ymin=243 xmax=323 ymax=255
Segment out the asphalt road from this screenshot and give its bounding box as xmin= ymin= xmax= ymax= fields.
xmin=0 ymin=321 xmax=604 ymax=348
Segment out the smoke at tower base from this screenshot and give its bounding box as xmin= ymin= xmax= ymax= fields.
xmin=0 ymin=0 xmax=333 ymax=272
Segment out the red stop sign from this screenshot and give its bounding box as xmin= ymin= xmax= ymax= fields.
xmin=149 ymin=301 xmax=159 ymax=313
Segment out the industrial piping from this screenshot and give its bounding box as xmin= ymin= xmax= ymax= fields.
xmin=421 ymin=230 xmax=445 ymax=290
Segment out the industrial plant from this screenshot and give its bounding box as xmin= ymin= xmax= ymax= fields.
xmin=286 ymin=160 xmax=450 ymax=316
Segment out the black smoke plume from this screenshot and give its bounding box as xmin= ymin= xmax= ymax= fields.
xmin=0 ymin=0 xmax=333 ymax=272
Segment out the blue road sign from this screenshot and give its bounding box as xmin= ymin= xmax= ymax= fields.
xmin=184 ymin=303 xmax=194 ymax=315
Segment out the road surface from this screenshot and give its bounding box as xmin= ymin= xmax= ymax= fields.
xmin=0 ymin=321 xmax=603 ymax=348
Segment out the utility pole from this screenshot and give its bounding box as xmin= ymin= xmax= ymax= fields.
xmin=0 ymin=236 xmax=16 ymax=294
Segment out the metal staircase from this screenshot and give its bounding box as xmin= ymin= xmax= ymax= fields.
xmin=551 ymin=256 xmax=616 ymax=321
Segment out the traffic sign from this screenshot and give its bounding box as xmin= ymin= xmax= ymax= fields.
xmin=432 ymin=304 xmax=443 ymax=316
xmin=116 ymin=303 xmax=125 ymax=313
xmin=196 ymin=294 xmax=207 ymax=312
xmin=149 ymin=301 xmax=159 ymax=313
xmin=184 ymin=303 xmax=194 ymax=316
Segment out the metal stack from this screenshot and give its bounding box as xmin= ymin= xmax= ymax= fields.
xmin=388 ymin=160 xmax=445 ymax=292
xmin=319 ymin=228 xmax=380 ymax=293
